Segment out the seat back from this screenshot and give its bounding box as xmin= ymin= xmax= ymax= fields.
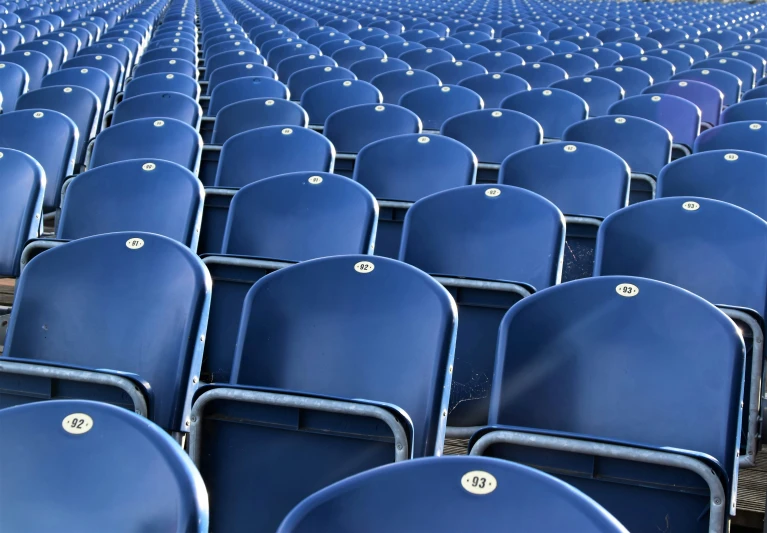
xmin=0 ymin=49 xmax=51 ymax=89
xmin=541 ymin=52 xmax=598 ymax=76
xmin=131 ymin=58 xmax=197 ymax=80
xmin=551 ymin=75 xmax=625 ymax=116
xmin=207 ymin=62 xmax=276 ymax=95
xmin=694 ymin=57 xmax=756 ymax=92
xmin=203 ymin=49 xmax=264 ymax=81
xmin=0 ymin=400 xmax=208 ymax=533
xmin=58 ymin=159 xmax=204 ymax=249
xmin=41 ymin=66 xmax=114 ymax=117
xmin=720 ymin=98 xmax=767 ymax=123
xmin=286 ymin=64 xmax=355 ymax=101
xmin=277 ymin=52 xmax=336 ymax=81
xmin=400 ymin=85 xmax=483 ymax=130
xmin=63 ymin=54 xmax=124 ymax=88
xmin=646 ymin=48 xmax=694 ymax=73
xmin=588 ymin=65 xmax=653 ymax=97
xmin=300 ymin=79 xmax=382 ymax=125
xmin=207 ymin=77 xmax=289 ymax=116
xmin=4 ymin=232 xmax=211 ymax=431
xmin=399 ymin=46 xmax=454 ymax=69
xmin=16 ymin=39 xmax=67 ymax=70
xmin=608 ymin=94 xmax=701 ymax=147
xmin=123 ymin=72 xmax=200 ymax=100
xmin=212 ymin=98 xmax=307 ymax=144
xmin=324 ymin=103 xmax=420 ymax=152
xmin=643 ymin=79 xmax=723 ymax=125
xmin=693 ymin=121 xmax=767 ymax=155
xmin=111 ymin=92 xmax=201 ymax=128
xmin=426 ymin=59 xmax=488 ymax=84
xmin=278 ymin=456 xmax=628 ymax=533
xmin=505 ymin=62 xmax=567 ymax=88
xmin=501 ymin=88 xmax=588 ymax=139
xmin=617 ymin=54 xmax=676 ymax=83
xmin=371 ymin=68 xmax=440 ymax=104
xmin=0 ymin=60 xmax=28 ymax=112
xmin=671 ymin=68 xmax=741 ymax=106
xmin=0 ymin=148 xmax=44 ymax=277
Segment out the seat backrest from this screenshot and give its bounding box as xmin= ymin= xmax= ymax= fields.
xmin=207 ymin=76 xmax=289 ymax=116
xmin=499 ymin=141 xmax=630 ymax=218
xmin=657 ymin=149 xmax=767 ymax=219
xmin=541 ymin=52 xmax=598 ymax=76
xmin=693 ymin=57 xmax=756 ymax=92
xmin=232 ymin=254 xmax=456 ymax=456
xmin=353 ymin=133 xmax=476 ymax=201
xmin=331 ymin=44 xmax=385 ymax=69
xmin=131 ymin=57 xmax=197 ymax=80
xmin=589 ymin=65 xmax=653 ymax=97
xmin=507 ymin=44 xmax=553 ymax=63
xmin=693 ymin=121 xmax=767 ymax=155
xmin=277 ymin=52 xmax=336 ymax=81
xmin=203 ymin=49 xmax=264 ymax=81
xmin=277 ymin=456 xmax=628 ymax=533
xmin=505 ymin=62 xmax=567 ymax=89
xmin=576 ymin=47 xmax=623 ymax=68
xmin=371 ymin=68 xmax=441 ymax=104
xmin=617 ymin=54 xmax=676 ymax=83
xmin=286 ymin=64 xmax=355 ymax=101
xmin=111 ymin=92 xmax=201 ymax=128
xmin=595 ymin=196 xmax=767 ymax=317
xmin=212 ymin=97 xmax=308 ymax=144
xmin=16 ymin=39 xmax=68 ymax=70
xmin=401 ymin=184 xmax=563 ymax=288
xmin=602 ymin=41 xmax=644 ymax=58
xmin=426 ymin=59 xmax=488 ymax=85
xmin=643 ymin=79 xmax=723 ymax=125
xmin=0 ymin=400 xmax=208 ymax=533
xmin=222 ymin=172 xmax=377 ymax=258
xmin=551 ymin=75 xmax=625 ymax=116
xmin=300 ymin=79 xmax=382 ymax=125
xmin=646 ymin=48 xmax=694 ymax=74
xmin=349 ymin=56 xmax=408 ymax=82
xmin=58 ymin=159 xmax=204 ymax=249
xmin=214 ymin=125 xmax=334 ymax=187
xmin=720 ymin=98 xmax=767 ymax=124
xmin=140 ymin=45 xmax=198 ymax=67
xmin=324 ymin=103 xmax=421 ymax=152
xmin=400 ymin=85 xmax=483 ymax=130
xmin=123 ymin=72 xmax=200 ymax=100
xmin=744 ymin=85 xmax=767 ymax=101
xmin=501 ymin=88 xmax=588 ymax=139
xmin=63 ymin=53 xmax=124 ymax=87
xmin=0 ymin=109 xmax=76 ymax=212
xmin=0 ymin=148 xmax=44 ymax=277
xmin=608 ymin=93 xmax=701 ymax=147
xmin=399 ymin=46 xmax=454 ymax=69
xmin=0 ymin=60 xmax=29 ymax=111
xmin=90 ymin=117 xmax=202 ymax=173
xmin=0 ymin=49 xmax=51 ymax=89
xmin=206 ymin=61 xmax=276 ymax=94
xmin=79 ymin=41 xmax=133 ymax=69
xmin=563 ymin=115 xmax=672 ymax=176
xmin=671 ymin=67 xmax=741 ymax=106
xmin=667 ymin=42 xmax=709 ymax=63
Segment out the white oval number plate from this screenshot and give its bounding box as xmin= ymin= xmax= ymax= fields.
xmin=682 ymin=201 xmax=700 ymax=211
xmin=462 ymin=470 xmax=497 ymax=495
xmin=62 ymin=413 xmax=93 ymax=435
xmin=126 ymin=237 xmax=144 ymax=249
xmin=616 ymin=283 xmax=639 ymax=297
xmin=354 ymin=261 xmax=375 ymax=274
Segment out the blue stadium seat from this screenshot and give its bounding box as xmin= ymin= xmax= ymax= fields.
xmin=598 ymin=26 xmax=639 ymax=43
xmin=0 ymin=109 xmax=76 ymax=213
xmin=0 ymin=148 xmax=44 ymax=277
xmin=353 ymin=133 xmax=476 ymax=257
xmin=206 ymin=62 xmax=276 ymax=95
xmin=399 ymin=85 xmax=483 ymax=130
xmin=470 ymin=51 xmax=524 ymax=72
xmin=0 ymin=29 xmax=24 ymax=53
xmin=207 ymin=77 xmax=289 ymax=116
xmin=300 ymin=79 xmax=382 ymax=125
xmin=693 ymin=57 xmax=756 ymax=93
xmin=320 ymin=38 xmax=364 ymax=57
xmin=744 ymin=85 xmax=767 ymax=100
xmin=703 ymin=28 xmax=743 ymax=50
xmin=0 ymin=400 xmax=209 ymax=533
xmin=646 ymin=48 xmax=694 ymax=73
xmin=588 ymin=65 xmax=653 ymax=97
xmin=58 ymin=159 xmax=204 ymax=250
xmin=64 ymin=54 xmax=125 ymax=91
xmin=0 ymin=50 xmax=51 ymax=90
xmin=459 ymin=73 xmax=529 ymax=108
xmin=89 ymin=117 xmax=202 ymax=174
xmin=131 ymin=58 xmax=197 ymax=81
xmin=278 ymin=457 xmax=628 ymax=533
xmin=505 ymin=62 xmax=568 ymax=89
xmin=16 ymin=39 xmax=67 ymax=71
xmin=41 ymin=66 xmax=114 ymax=122
xmin=694 ymin=121 xmax=767 ymax=155
xmin=602 ymin=41 xmax=644 ymax=58
xmin=122 ymin=72 xmax=200 ymax=100
xmin=331 ymin=44 xmax=385 ymax=69
xmin=617 ymin=54 xmax=676 ymax=82
xmin=110 ymin=92 xmax=201 ymax=129
xmin=205 ymin=40 xmax=257 ymax=61
xmin=470 ymin=275 xmax=742 ymax=533
xmin=720 ymin=98 xmax=767 ymax=123
xmin=502 ymin=88 xmax=588 ymax=139
xmin=1 ymin=231 xmax=210 ymax=432
xmin=427 ymin=59 xmax=488 ymax=84
xmin=542 ymin=39 xmax=580 ymax=54
xmin=479 ymin=37 xmax=520 ymax=51
xmin=287 ymin=65 xmax=355 ymax=101
xmin=139 ymin=45 xmax=198 ymax=67
xmin=399 ymin=46 xmax=454 ymax=69
xmin=400 ymin=184 xmax=563 ymax=431
xmin=371 ymin=68 xmax=441 ymax=104
xmin=608 ymin=94 xmax=701 ymax=152
xmin=277 ymin=52 xmax=336 ymax=82
xmin=0 ymin=60 xmax=29 ymax=111
xmin=667 ymin=42 xmax=709 ymax=63
xmin=507 ymin=44 xmax=553 ymax=62
xmin=349 ymin=56 xmax=408 ymax=82
xmin=444 ymin=43 xmax=490 ymax=60
xmin=551 ymin=75 xmax=624 ymax=116
xmin=643 ymin=79 xmax=724 ymax=126
xmin=211 ymin=97 xmax=307 ymax=144
xmin=541 ymin=52 xmax=599 ymax=76
xmin=203 ymin=49 xmax=264 ymax=81
xmin=672 ymin=67 xmax=742 ymax=106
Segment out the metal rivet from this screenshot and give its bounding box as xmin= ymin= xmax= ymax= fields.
xmin=142 ymin=162 xmax=156 ymax=171
xmin=282 ymin=128 xmax=293 ymax=134
xmin=154 ymin=120 xmax=164 ymax=127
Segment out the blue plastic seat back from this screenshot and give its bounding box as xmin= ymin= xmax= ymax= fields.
xmin=541 ymin=52 xmax=598 ymax=77
xmin=667 ymin=42 xmax=709 ymax=63
xmin=399 ymin=46 xmax=454 ymax=69
xmin=63 ymin=54 xmax=124 ymax=89
xmin=131 ymin=57 xmax=197 ymax=80
xmin=0 ymin=148 xmax=44 ymax=277
xmin=507 ymin=44 xmax=553 ymax=62
xmin=353 ymin=133 xmax=476 ymax=201
xmin=212 ymin=98 xmax=307 ymax=144
xmin=598 ymin=26 xmax=639 ymax=43
xmin=201 ymin=35 xmax=243 ymax=55
xmin=505 ymin=62 xmax=567 ymax=88
xmin=0 ymin=60 xmax=28 ymax=111
xmin=42 ymin=65 xmax=114 ymax=111
xmin=331 ymin=44 xmax=385 ymax=69
xmin=45 ymin=32 xmax=82 ymax=60
xmin=726 ymin=47 xmax=767 ymax=75
xmin=207 ymin=62 xmax=276 ymax=95
xmin=616 ymin=55 xmax=675 ymax=83
xmin=421 ymin=36 xmax=461 ymax=49
xmin=324 ymin=103 xmax=420 ymax=153
xmin=0 ymin=400 xmax=209 ymax=533
xmin=349 ymin=56 xmax=408 ymax=82
xmin=99 ymin=37 xmax=140 ymax=63
xmin=441 ymin=109 xmax=541 ymax=164
xmin=595 ymin=196 xmax=767 ymax=318
xmin=90 ymin=117 xmax=202 ymax=173
xmin=657 ymin=150 xmax=767 ymax=219
xmin=643 ymin=79 xmax=723 ymax=126
xmin=268 ymin=42 xmax=321 ymax=68
xmin=140 ymin=46 xmax=198 ymax=67
xmin=589 ymin=65 xmax=653 ymax=97
xmin=208 ymin=77 xmax=289 ymax=116
xmin=502 ymin=88 xmax=588 ymax=139
xmin=469 ymin=51 xmax=524 ymax=73
xmin=648 ymin=27 xmax=689 ymax=45
xmin=400 ymin=85 xmax=483 ymax=130
xmin=693 ymin=121 xmax=767 ymax=155
xmin=363 ymin=34 xmax=404 ymax=48
xmin=401 ymin=184 xmax=563 ymax=287
xmin=541 ymin=40 xmax=581 ymax=55
xmin=0 ymin=50 xmax=51 ymax=89
xmin=276 ymin=53 xmax=335 ymax=81
xmin=694 ymin=57 xmax=756 ymax=92
xmin=215 ymin=125 xmax=334 ymax=187
xmin=563 ymin=115 xmax=672 ymax=176
xmin=204 ymin=49 xmax=264 ymax=81
xmin=16 ymin=39 xmax=67 ymax=70
xmin=647 ymin=48 xmax=694 ymax=73
xmin=567 ymin=36 xmax=606 ymax=49
xmin=4 ymin=232 xmax=210 ymax=431
xmin=507 ymin=33 xmax=546 ymax=46
xmin=452 ymin=30 xmax=492 ymax=44
xmin=443 ymin=43 xmax=490 ymax=60
xmin=0 ymin=109 xmax=76 ymax=212
xmin=232 ymin=254 xmax=455 ymax=457
xmin=0 ymin=29 xmax=24 ymax=52
xmin=79 ymin=42 xmax=133 ymax=70
xmin=500 ymin=141 xmax=631 ymax=218
xmin=300 ymin=79 xmax=382 ymax=125
xmin=551 ymin=75 xmax=625 ymax=116
xmin=11 ymin=23 xmax=40 ymax=44
xmin=702 ymin=29 xmax=742 ymax=50
xmin=380 ymin=40 xmax=425 ymax=59
xmin=608 ymin=93 xmax=701 ymax=147
xmin=123 ymin=72 xmax=199 ymax=100
xmin=277 ymin=456 xmax=628 ymax=533
xmin=205 ymin=40 xmax=257 ymax=61
xmin=602 ymin=41 xmax=644 ymax=58
xmin=371 ymin=68 xmax=440 ymax=104
xmin=720 ymin=98 xmax=767 ymax=123
xmin=672 ymin=67 xmax=741 ymax=106
xmin=58 ymin=159 xmax=203 ymax=249
xmin=319 ymin=38 xmax=363 ymax=56
xmin=489 ymin=275 xmax=743 ymax=530
xmin=479 ymin=37 xmax=520 ymax=51
xmin=286 ymin=64 xmax=355 ymax=101
xmin=111 ymin=92 xmax=201 ymax=128
xmin=426 ymin=59 xmax=488 ymax=85
xmin=222 ymin=172 xmax=376 ymax=258
xmin=458 ymin=73 xmax=529 ymax=108
xmin=620 ymin=36 xmax=662 ymax=53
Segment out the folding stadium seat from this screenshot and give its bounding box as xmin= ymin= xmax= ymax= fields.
xmin=203 ymin=50 xmax=264 ymax=82
xmin=703 ymin=28 xmax=743 ymax=50
xmin=16 ymin=86 xmax=100 ymax=166
xmin=0 ymin=400 xmax=208 ymax=532
xmin=506 ymin=44 xmax=552 ymax=63
xmin=286 ymin=65 xmax=354 ymax=102
xmin=729 ymin=46 xmax=767 ymax=73
xmin=364 ymin=35 xmax=404 ymax=49
xmin=41 ymin=67 xmax=114 ymax=124
xmin=745 ymin=86 xmax=767 ymax=103
xmin=108 ymin=92 xmax=201 ymax=130
xmin=0 ymin=60 xmax=28 ymax=112
xmin=479 ymin=37 xmax=520 ymax=51
xmin=300 ymin=79 xmax=382 ymax=126
xmin=426 ymin=60 xmax=488 ymax=85
xmin=502 ymin=88 xmax=588 ymax=140
xmin=644 ymin=79 xmax=724 ymax=127
xmin=457 ymin=72 xmax=529 ymax=108
xmin=694 ymin=121 xmax=767 ymax=155
xmin=45 ymin=31 xmax=83 ymax=59
xmin=99 ymin=37 xmax=140 ymax=64
xmin=79 ymin=41 xmax=133 ymax=73
xmin=269 ymin=42 xmax=322 ymax=70
xmin=64 ymin=54 xmax=126 ymax=94
xmin=329 ymin=44 xmax=383 ymax=69
xmin=602 ymin=41 xmax=644 ymax=58
xmin=614 ymin=55 xmax=675 ymax=84
xmin=207 ymin=77 xmax=289 ymax=117
xmin=504 ymin=62 xmax=566 ymax=89
xmin=131 ymin=58 xmax=197 ymax=81
xmin=324 ymin=103 xmax=421 ymax=177
xmin=589 ymin=65 xmax=652 ymax=97
xmin=400 ymin=85 xmax=483 ymax=131
xmin=122 ymin=72 xmax=200 ymax=101
xmin=465 ymin=51 xmax=520 ymax=73
xmin=621 ymin=36 xmax=662 ymax=53
xmin=0 ymin=109 xmax=75 ymax=214
xmin=541 ymin=52 xmax=599 ymax=77
xmin=206 ymin=40 xmax=257 ymax=62
xmin=371 ymin=69 xmax=441 ymax=105
xmin=202 ymin=35 xmax=244 ymax=56
xmin=421 ymin=36 xmax=461 ymax=50
xmin=400 ymin=185 xmax=562 ymax=432
xmin=453 ymin=31 xmax=492 ymax=44
xmin=694 ymin=57 xmax=757 ymax=93
xmin=308 ymin=33 xmax=347 ymax=50
xmin=278 ymin=53 xmax=337 ymax=82
xmin=551 ymin=26 xmax=589 ymax=41
xmin=209 ymin=97 xmax=307 ymax=146
xmin=598 ymin=26 xmax=639 ymax=43
xmin=89 ymin=117 xmax=202 ymax=174
xmin=647 ymin=49 xmax=694 ymax=74
xmin=609 ymin=94 xmax=701 ymax=155
xmin=507 ymin=33 xmax=546 ymax=46
xmin=0 ymin=148 xmax=44 ymax=279
xmin=542 ymin=40 xmax=581 ymax=55
xmin=279 ymin=456 xmax=627 ymax=533
xmin=414 ymin=22 xmax=449 ymax=38
xmin=666 ymin=42 xmax=709 ymax=64
xmin=720 ymin=98 xmax=767 ymax=123
xmin=469 ymin=275 xmax=743 ymax=533
xmin=398 ymin=47 xmax=454 ymax=70
xmin=139 ymin=46 xmax=198 ymax=68
xmin=551 ymin=75 xmax=624 ymax=116
xmin=648 ymin=27 xmax=689 ymax=46
xmin=441 ymin=43 xmax=488 ymax=61
xmin=594 ymin=196 xmax=767 ymax=464
xmin=381 ymin=40 xmax=425 ymax=59
xmin=0 ymin=50 xmax=51 ymax=90
xmin=16 ymin=39 xmax=67 ymax=71
xmin=12 ymin=24 xmax=40 ymax=45
xmin=353 ymin=133 xmax=476 ymax=257
xmin=1 ymin=232 xmax=210 ymax=433
xmin=206 ymin=62 xmax=277 ymax=95
xmin=670 ymin=68 xmax=739 ymax=111
xmin=349 ymin=56 xmax=407 ymax=83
